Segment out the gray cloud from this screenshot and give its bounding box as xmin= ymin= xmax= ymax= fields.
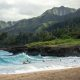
xmin=0 ymin=1 xmax=13 ymax=10
xmin=0 ymin=0 xmax=80 ymax=21
xmin=15 ymin=3 xmax=50 ymax=16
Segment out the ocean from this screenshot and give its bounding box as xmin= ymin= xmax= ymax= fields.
xmin=0 ymin=50 xmax=80 ymax=74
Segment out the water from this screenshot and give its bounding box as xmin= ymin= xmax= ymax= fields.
xmin=0 ymin=50 xmax=80 ymax=74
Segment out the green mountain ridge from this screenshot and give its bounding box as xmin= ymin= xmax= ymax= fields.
xmin=46 ymin=9 xmax=80 ymax=30
xmin=0 ymin=6 xmax=77 ymax=34
xmin=0 ymin=6 xmax=80 ymax=47
xmin=0 ymin=21 xmax=16 ymax=29
xmin=42 ymin=6 xmax=76 ymax=16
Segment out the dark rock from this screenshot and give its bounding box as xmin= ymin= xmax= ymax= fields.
xmin=0 ymin=46 xmax=28 ymax=55
xmin=1 ymin=45 xmax=80 ymax=57
xmin=27 ymin=45 xmax=80 ymax=56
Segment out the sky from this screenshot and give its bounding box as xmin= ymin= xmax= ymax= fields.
xmin=0 ymin=0 xmax=80 ymax=21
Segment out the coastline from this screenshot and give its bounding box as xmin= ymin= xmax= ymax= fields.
xmin=1 ymin=45 xmax=80 ymax=56
xmin=0 ymin=67 xmax=80 ymax=80
xmin=0 ymin=59 xmax=80 ymax=75
xmin=0 ymin=65 xmax=73 ymax=75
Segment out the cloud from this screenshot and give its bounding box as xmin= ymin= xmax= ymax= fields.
xmin=0 ymin=0 xmax=80 ymax=21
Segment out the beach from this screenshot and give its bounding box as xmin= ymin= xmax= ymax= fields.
xmin=0 ymin=50 xmax=80 ymax=79
xmin=0 ymin=67 xmax=80 ymax=80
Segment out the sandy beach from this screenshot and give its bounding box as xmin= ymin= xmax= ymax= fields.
xmin=0 ymin=67 xmax=80 ymax=80
xmin=0 ymin=50 xmax=80 ymax=80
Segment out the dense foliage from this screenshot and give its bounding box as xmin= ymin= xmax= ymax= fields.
xmin=0 ymin=17 xmax=80 ymax=47
xmin=0 ymin=7 xmax=80 ymax=47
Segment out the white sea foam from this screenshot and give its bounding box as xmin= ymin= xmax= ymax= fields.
xmin=0 ymin=50 xmax=80 ymax=74
xmin=0 ymin=60 xmax=80 ymax=74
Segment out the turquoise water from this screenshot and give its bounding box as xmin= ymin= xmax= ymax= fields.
xmin=0 ymin=50 xmax=80 ymax=66
xmin=0 ymin=50 xmax=54 ymax=65
xmin=0 ymin=50 xmax=80 ymax=74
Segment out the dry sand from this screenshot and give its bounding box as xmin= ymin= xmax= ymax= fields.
xmin=0 ymin=68 xmax=80 ymax=80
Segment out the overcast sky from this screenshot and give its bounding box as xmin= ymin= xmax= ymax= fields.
xmin=0 ymin=0 xmax=80 ymax=21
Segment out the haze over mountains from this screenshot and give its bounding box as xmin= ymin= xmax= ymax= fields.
xmin=0 ymin=21 xmax=16 ymax=29
xmin=0 ymin=6 xmax=80 ymax=34
xmin=42 ymin=6 xmax=76 ymax=16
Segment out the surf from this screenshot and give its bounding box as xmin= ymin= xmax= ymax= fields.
xmin=0 ymin=50 xmax=80 ymax=74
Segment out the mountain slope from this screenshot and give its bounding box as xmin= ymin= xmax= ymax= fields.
xmin=46 ymin=9 xmax=80 ymax=32
xmin=42 ymin=6 xmax=76 ymax=16
xmin=36 ymin=9 xmax=80 ymax=32
xmin=0 ymin=21 xmax=15 ymax=29
xmin=0 ymin=6 xmax=77 ymax=34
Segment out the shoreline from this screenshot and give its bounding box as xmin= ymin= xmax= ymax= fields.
xmin=0 ymin=66 xmax=79 ymax=74
xmin=1 ymin=44 xmax=80 ymax=56
xmin=0 ymin=67 xmax=80 ymax=80
xmin=0 ymin=61 xmax=80 ymax=75
xmin=0 ymin=66 xmax=73 ymax=75
xmin=0 ymin=67 xmax=74 ymax=75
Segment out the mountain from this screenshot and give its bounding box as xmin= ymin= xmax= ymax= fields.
xmin=44 ymin=9 xmax=80 ymax=38
xmin=0 ymin=6 xmax=80 ymax=47
xmin=47 ymin=16 xmax=80 ymax=32
xmin=0 ymin=6 xmax=77 ymax=34
xmin=0 ymin=21 xmax=16 ymax=29
xmin=42 ymin=6 xmax=76 ymax=16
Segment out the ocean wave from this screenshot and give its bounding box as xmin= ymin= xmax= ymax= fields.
xmin=0 ymin=50 xmax=80 ymax=74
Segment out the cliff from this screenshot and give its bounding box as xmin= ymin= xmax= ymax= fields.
xmin=1 ymin=45 xmax=80 ymax=57
xmin=27 ymin=45 xmax=80 ymax=56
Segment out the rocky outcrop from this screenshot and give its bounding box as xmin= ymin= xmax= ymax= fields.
xmin=42 ymin=6 xmax=76 ymax=16
xmin=0 ymin=46 xmax=27 ymax=55
xmin=27 ymin=45 xmax=80 ymax=56
xmin=1 ymin=45 xmax=80 ymax=56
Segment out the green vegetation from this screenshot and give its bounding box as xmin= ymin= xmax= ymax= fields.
xmin=0 ymin=6 xmax=78 ymax=34
xmin=0 ymin=7 xmax=80 ymax=48
xmin=0 ymin=21 xmax=15 ymax=29
xmin=26 ymin=39 xmax=80 ymax=48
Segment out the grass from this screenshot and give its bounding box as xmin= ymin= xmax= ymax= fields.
xmin=26 ymin=39 xmax=80 ymax=48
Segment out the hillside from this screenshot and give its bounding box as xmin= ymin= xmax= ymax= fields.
xmin=24 ymin=39 xmax=80 ymax=56
xmin=0 ymin=6 xmax=80 ymax=47
xmin=0 ymin=21 xmax=15 ymax=29
xmin=0 ymin=6 xmax=77 ymax=34
xmin=26 ymin=39 xmax=80 ymax=48
xmin=42 ymin=6 xmax=76 ymax=16
xmin=47 ymin=15 xmax=80 ymax=32
xmin=44 ymin=9 xmax=80 ymax=38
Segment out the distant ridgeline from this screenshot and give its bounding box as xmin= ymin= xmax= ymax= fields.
xmin=0 ymin=6 xmax=80 ymax=47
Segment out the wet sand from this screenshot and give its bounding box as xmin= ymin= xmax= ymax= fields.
xmin=0 ymin=67 xmax=80 ymax=80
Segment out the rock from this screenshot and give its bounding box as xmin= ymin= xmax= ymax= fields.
xmin=27 ymin=45 xmax=80 ymax=56
xmin=1 ymin=45 xmax=80 ymax=57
